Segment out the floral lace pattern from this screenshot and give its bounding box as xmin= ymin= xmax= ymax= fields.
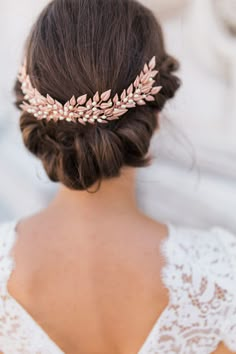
xmin=138 ymin=225 xmax=236 ymax=354
xmin=0 ymin=221 xmax=236 ymax=354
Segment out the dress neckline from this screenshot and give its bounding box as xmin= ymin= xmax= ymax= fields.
xmin=5 ymin=219 xmax=174 ymax=354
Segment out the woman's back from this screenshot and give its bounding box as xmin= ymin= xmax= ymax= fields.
xmin=1 ymin=208 xmax=236 ymax=353
xmin=5 ymin=211 xmax=168 ymax=354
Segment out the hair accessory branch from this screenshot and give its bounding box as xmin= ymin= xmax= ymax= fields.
xmin=18 ymin=56 xmax=162 ymax=125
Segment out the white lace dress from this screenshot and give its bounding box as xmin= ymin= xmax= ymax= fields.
xmin=0 ymin=221 xmax=236 ymax=354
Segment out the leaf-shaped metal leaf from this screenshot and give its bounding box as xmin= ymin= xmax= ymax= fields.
xmin=121 ymin=89 xmax=126 ymax=100
xmin=143 ymin=81 xmax=154 ymax=89
xmin=96 ymin=109 xmax=103 ymax=116
xmin=104 ymin=108 xmax=114 ymax=115
xmin=151 ymin=86 xmax=162 ymax=95
xmin=133 ymin=95 xmax=142 ymax=101
xmin=145 ymin=95 xmax=155 ymax=101
xmin=143 ymin=64 xmax=149 ymax=74
xmin=86 ymin=110 xmax=92 ymax=116
xmin=150 ymin=70 xmax=159 ymax=78
xmin=137 ymin=100 xmax=146 ymax=105
xmin=78 ymin=118 xmax=86 ymax=126
xmin=101 ymin=103 xmax=112 ymax=110
xmin=107 ymin=116 xmax=120 ymax=120
xmin=125 ymin=102 xmax=136 ymax=108
xmin=113 ymin=94 xmax=119 ymax=103
xmin=99 ymin=120 xmax=108 ymax=124
xmin=70 ymin=96 xmax=76 ymax=105
xmin=142 ymin=87 xmax=152 ymax=94
xmin=77 ymin=94 xmax=87 ymax=105
xmin=55 ymin=100 xmax=63 ymax=108
xmin=142 ymin=72 xmax=150 ymax=83
xmin=101 ymin=89 xmax=111 ymax=101
xmin=127 ymin=84 xmax=133 ymax=95
xmin=134 ymin=76 xmax=140 ymax=88
xmin=77 ymin=106 xmax=87 ymax=112
xmin=93 ymin=91 xmax=100 ymax=102
xmin=88 ymin=118 xmax=95 ymax=124
xmin=113 ymin=109 xmax=128 ymax=116
xmin=86 ymin=98 xmax=93 ymax=107
xmin=47 ymin=94 xmax=55 ymax=105
xmin=149 ymin=56 xmax=156 ymax=70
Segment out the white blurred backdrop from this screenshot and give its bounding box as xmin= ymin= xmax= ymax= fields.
xmin=0 ymin=0 xmax=236 ymax=231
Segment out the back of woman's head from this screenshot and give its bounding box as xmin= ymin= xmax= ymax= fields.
xmin=15 ymin=0 xmax=180 ymax=191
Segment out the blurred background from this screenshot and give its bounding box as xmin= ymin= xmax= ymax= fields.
xmin=0 ymin=0 xmax=236 ymax=231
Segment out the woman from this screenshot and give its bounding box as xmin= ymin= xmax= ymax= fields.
xmin=0 ymin=0 xmax=236 ymax=353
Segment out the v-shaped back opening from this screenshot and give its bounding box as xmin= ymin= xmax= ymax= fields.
xmin=2 ymin=219 xmax=173 ymax=354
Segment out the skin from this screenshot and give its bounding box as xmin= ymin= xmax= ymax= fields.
xmin=7 ymin=168 xmax=233 ymax=354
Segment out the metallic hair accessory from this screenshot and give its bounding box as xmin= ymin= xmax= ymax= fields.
xmin=18 ymin=56 xmax=162 ymax=125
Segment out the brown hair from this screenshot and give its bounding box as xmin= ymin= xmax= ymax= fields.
xmin=15 ymin=0 xmax=180 ymax=191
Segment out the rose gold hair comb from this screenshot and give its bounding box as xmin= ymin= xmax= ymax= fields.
xmin=18 ymin=56 xmax=162 ymax=125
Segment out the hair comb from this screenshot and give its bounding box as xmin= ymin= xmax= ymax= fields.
xmin=18 ymin=56 xmax=162 ymax=125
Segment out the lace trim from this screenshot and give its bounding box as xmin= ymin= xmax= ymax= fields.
xmin=212 ymin=228 xmax=236 ymax=352
xmin=0 ymin=222 xmax=18 ymax=292
xmin=139 ymin=225 xmax=236 ymax=354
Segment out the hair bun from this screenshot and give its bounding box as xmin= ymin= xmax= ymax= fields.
xmin=15 ymin=0 xmax=181 ymax=191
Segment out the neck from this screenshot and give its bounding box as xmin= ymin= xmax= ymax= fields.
xmin=48 ymin=168 xmax=140 ymax=221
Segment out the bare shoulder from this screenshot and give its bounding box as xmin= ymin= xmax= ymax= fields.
xmin=8 ymin=211 xmax=169 ymax=295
